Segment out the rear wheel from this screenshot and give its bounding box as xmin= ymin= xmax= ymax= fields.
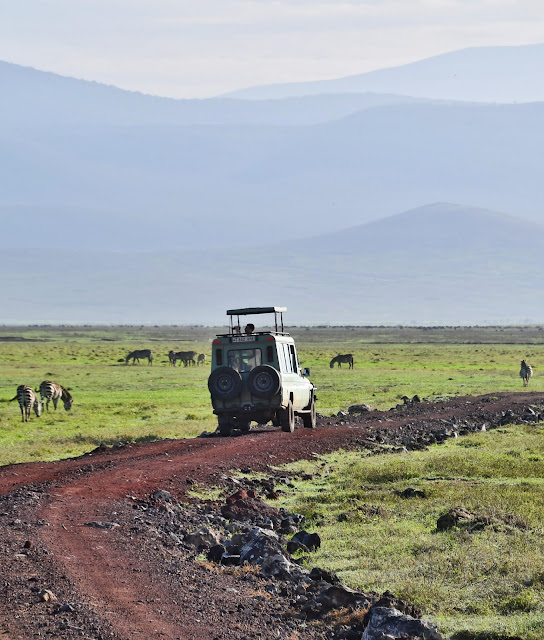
xmin=302 ymin=396 xmax=316 ymax=429
xmin=280 ymin=400 xmax=295 ymax=433
xmin=218 ymin=421 xmax=233 ymax=437
xmin=239 ymin=421 xmax=251 ymax=434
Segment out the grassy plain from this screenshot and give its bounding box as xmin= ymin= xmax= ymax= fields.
xmin=1 ymin=324 xmax=544 ymax=638
xmin=279 ymin=425 xmax=544 ymax=640
xmin=0 ymin=324 xmax=542 ymax=466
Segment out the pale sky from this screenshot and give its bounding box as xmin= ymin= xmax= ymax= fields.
xmin=2 ymin=1 xmax=544 ymax=98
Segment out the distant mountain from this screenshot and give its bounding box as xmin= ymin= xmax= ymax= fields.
xmin=2 ymin=97 xmax=544 ymax=250
xmin=0 ymin=61 xmax=425 ymax=127
xmin=226 ymin=43 xmax=544 ymax=103
xmin=3 ymin=204 xmax=544 ymax=325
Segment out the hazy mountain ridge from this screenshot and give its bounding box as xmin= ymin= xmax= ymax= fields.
xmin=2 ymin=98 xmax=543 ymax=250
xmin=226 ymin=43 xmax=544 ymax=103
xmin=1 ymin=61 xmax=429 ymax=127
xmin=3 ymin=204 xmax=544 ymax=325
xmin=3 ymin=46 xmax=544 ymax=324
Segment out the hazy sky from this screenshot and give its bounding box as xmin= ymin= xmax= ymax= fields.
xmin=2 ymin=1 xmax=544 ymax=98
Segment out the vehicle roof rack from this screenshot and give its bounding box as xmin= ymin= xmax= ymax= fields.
xmin=226 ymin=307 xmax=287 ymax=316
xmin=226 ymin=307 xmax=287 ymax=334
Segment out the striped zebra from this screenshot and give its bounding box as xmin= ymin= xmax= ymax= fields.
xmin=520 ymin=360 xmax=533 ymax=386
xmin=10 ymin=385 xmax=42 ymax=422
xmin=330 ymin=354 xmax=354 ymax=369
xmin=125 ymin=349 xmax=153 ymax=365
xmin=172 ymin=350 xmax=197 ymax=367
xmin=39 ymin=380 xmax=73 ymax=411
xmin=197 ymin=353 xmax=206 ymax=366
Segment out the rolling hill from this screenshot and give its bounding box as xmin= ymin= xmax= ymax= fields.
xmin=3 ymin=47 xmax=544 ymax=325
xmin=3 ymin=204 xmax=544 ymax=326
xmin=2 ymin=96 xmax=544 ymax=250
xmin=226 ymin=42 xmax=544 ymax=103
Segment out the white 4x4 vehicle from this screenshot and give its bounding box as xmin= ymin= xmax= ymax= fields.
xmin=207 ymin=307 xmax=316 ymax=436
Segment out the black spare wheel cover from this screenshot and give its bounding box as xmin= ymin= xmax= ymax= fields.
xmin=247 ymin=365 xmax=281 ymax=398
xmin=208 ymin=367 xmax=242 ymax=400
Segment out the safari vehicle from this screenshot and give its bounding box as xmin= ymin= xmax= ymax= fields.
xmin=207 ymin=307 xmax=316 ymax=436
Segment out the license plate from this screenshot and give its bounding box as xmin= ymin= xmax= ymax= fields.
xmin=231 ymin=336 xmax=255 ymax=343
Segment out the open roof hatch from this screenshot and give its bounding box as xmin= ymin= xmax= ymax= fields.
xmin=226 ymin=307 xmax=287 ymax=334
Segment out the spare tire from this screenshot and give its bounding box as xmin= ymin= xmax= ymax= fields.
xmin=247 ymin=365 xmax=281 ymax=398
xmin=208 ymin=367 xmax=242 ymax=400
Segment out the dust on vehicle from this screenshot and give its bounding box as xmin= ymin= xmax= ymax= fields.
xmin=207 ymin=307 xmax=316 ymax=436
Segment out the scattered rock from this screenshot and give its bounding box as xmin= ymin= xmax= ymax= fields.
xmin=290 ymin=530 xmax=321 ymax=551
xmin=316 ymin=583 xmax=370 ymax=611
xmin=207 ymin=544 xmax=226 ymax=563
xmin=309 ymin=567 xmax=340 ymax=584
xmin=184 ymin=526 xmax=222 ymax=549
xmin=84 ymin=521 xmax=120 ymax=529
xmin=436 ymin=507 xmax=475 ymax=531
xmin=39 ymin=589 xmax=57 ymax=602
xmin=397 ymin=487 xmax=426 ymax=499
xmin=362 ymin=606 xmax=443 ymax=640
xmin=348 ymin=404 xmax=372 ymax=414
xmin=153 ymin=489 xmax=173 ymax=502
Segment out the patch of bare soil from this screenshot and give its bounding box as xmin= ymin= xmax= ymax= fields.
xmin=1 ymin=392 xmax=543 ymax=640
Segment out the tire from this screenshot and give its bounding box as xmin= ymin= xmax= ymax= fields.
xmin=208 ymin=367 xmax=242 ymax=400
xmin=302 ymin=396 xmax=316 ymax=429
xmin=247 ymin=366 xmax=280 ymax=398
xmin=280 ymin=400 xmax=295 ymax=433
xmin=239 ymin=421 xmax=251 ymax=434
xmin=218 ymin=422 xmax=232 ymax=437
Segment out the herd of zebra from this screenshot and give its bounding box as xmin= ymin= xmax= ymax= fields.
xmin=8 ymin=355 xmax=535 ymax=422
xmin=124 ymin=349 xmax=206 ymax=367
xmin=10 ymin=381 xmax=73 ymax=422
xmin=169 ymin=350 xmax=206 ymax=367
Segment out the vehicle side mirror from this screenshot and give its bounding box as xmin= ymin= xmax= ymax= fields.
xmin=303 ymin=367 xmax=310 ymax=376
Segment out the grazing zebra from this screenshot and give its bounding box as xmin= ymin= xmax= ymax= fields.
xmin=197 ymin=353 xmax=206 ymax=366
xmin=39 ymin=380 xmax=73 ymax=411
xmin=10 ymin=385 xmax=42 ymax=422
xmin=330 ymin=354 xmax=354 ymax=369
xmin=125 ymin=349 xmax=153 ymax=365
xmin=172 ymin=350 xmax=197 ymax=367
xmin=520 ymin=360 xmax=533 ymax=386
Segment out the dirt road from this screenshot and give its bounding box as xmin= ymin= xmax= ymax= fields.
xmin=1 ymin=392 xmax=542 ymax=639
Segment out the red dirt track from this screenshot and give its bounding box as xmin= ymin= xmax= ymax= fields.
xmin=1 ymin=391 xmax=543 ymax=640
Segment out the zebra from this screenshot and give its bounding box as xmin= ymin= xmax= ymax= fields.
xmin=330 ymin=354 xmax=354 ymax=369
xmin=172 ymin=350 xmax=197 ymax=367
xmin=10 ymin=385 xmax=42 ymax=422
xmin=197 ymin=353 xmax=206 ymax=366
xmin=39 ymin=380 xmax=73 ymax=411
xmin=169 ymin=350 xmax=196 ymax=366
xmin=125 ymin=349 xmax=153 ymax=365
xmin=520 ymin=360 xmax=533 ymax=386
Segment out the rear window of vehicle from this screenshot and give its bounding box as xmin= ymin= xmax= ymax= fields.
xmin=228 ymin=348 xmax=262 ymax=373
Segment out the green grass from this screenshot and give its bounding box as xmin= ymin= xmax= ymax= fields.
xmin=0 ymin=330 xmax=215 ymax=464
xmin=276 ymin=425 xmax=544 ymax=639
xmin=1 ymin=325 xmax=542 ymax=466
